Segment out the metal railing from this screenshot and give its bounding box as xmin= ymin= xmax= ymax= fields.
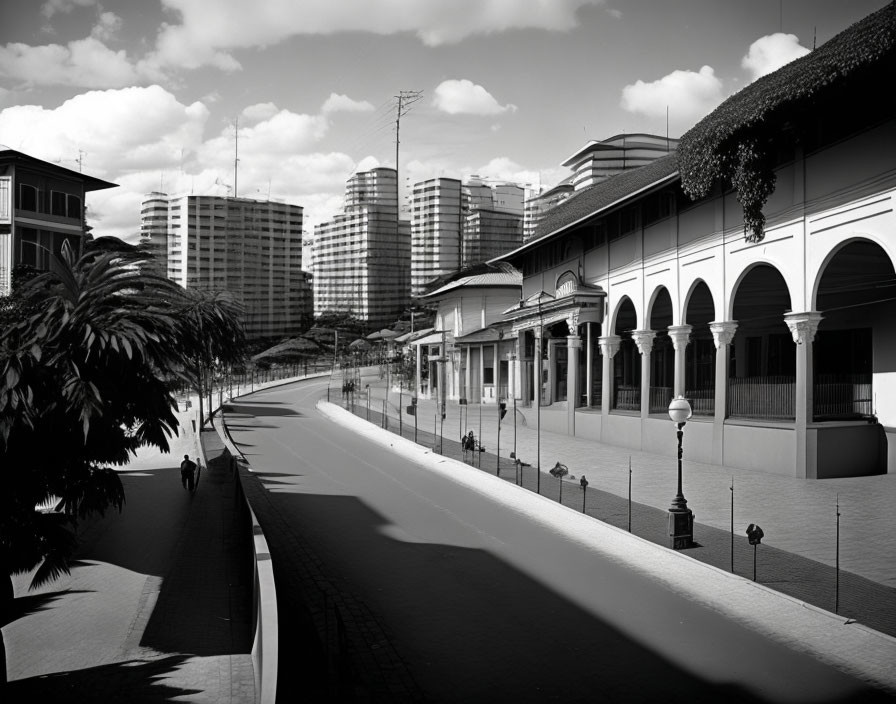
xmin=648 ymin=386 xmax=673 ymax=414
xmin=686 ymin=388 xmax=715 ymax=416
xmin=814 ymin=374 xmax=873 ymax=420
xmin=728 ymin=376 xmax=795 ymax=420
xmin=613 ymin=384 xmax=640 ymax=411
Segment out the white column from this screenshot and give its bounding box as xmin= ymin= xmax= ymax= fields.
xmin=632 ymin=330 xmax=656 ymax=418
xmin=785 ymin=311 xmax=824 ymax=478
xmin=567 ymin=335 xmax=582 ymax=435
xmin=598 ymin=335 xmax=621 ymax=418
xmin=709 ymin=321 xmax=738 ymax=465
xmin=668 ymin=325 xmax=692 ymax=398
xmin=586 ymin=322 xmax=594 ymax=408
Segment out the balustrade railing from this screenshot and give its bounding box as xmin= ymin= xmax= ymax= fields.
xmin=649 ymin=386 xmax=673 ymax=414
xmin=686 ymin=388 xmax=715 ymax=416
xmin=614 ymin=384 xmax=640 ymax=411
xmin=728 ymin=376 xmax=795 ymax=420
xmin=813 ymin=374 xmax=872 ymax=420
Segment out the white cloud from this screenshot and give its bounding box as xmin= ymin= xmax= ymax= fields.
xmin=620 ymin=65 xmax=724 ymax=126
xmin=433 ymin=79 xmax=517 ymax=116
xmin=0 ymin=85 xmax=364 ymax=240
xmin=90 ymin=11 xmax=123 ymax=41
xmin=146 ymin=0 xmax=603 ymax=71
xmin=741 ymin=33 xmax=810 ymax=82
xmin=241 ymin=102 xmax=279 ymax=125
xmin=321 ymin=93 xmax=375 ymax=114
xmin=0 ymin=37 xmax=148 ymax=88
xmin=41 ymin=0 xmax=95 ymax=20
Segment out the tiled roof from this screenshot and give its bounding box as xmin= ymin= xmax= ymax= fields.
xmin=503 ymin=153 xmax=679 ymax=257
xmin=419 ymin=270 xmax=522 ymax=299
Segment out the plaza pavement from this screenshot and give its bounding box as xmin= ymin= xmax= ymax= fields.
xmin=2 ymin=404 xmax=255 ymax=703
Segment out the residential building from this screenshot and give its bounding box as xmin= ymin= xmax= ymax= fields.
xmin=462 ymin=208 xmax=523 ymax=268
xmin=410 ymin=177 xmax=462 ymax=298
xmin=522 ymin=134 xmax=678 ymax=245
xmin=494 ymin=4 xmax=896 ymax=480
xmin=141 ymin=193 xmax=310 ymax=340
xmin=0 ymin=148 xmax=116 ymax=294
xmin=314 ymin=167 xmax=411 ymax=329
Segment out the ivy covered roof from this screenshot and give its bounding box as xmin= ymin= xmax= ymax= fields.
xmin=677 ymin=1 xmax=896 ymax=241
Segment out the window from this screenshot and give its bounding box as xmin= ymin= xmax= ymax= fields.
xmin=66 ymin=194 xmax=81 ymax=219
xmin=19 ymin=184 xmax=38 ymax=211
xmin=51 ymin=191 xmax=67 ymax=216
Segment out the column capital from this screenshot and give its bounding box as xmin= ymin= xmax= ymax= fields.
xmin=709 ymin=320 xmax=738 ymax=349
xmin=631 ymin=329 xmax=656 ymax=356
xmin=598 ymin=334 xmax=621 ymax=358
xmin=784 ymin=311 xmax=824 ymax=345
xmin=567 ymin=335 xmax=583 ymax=350
xmin=565 ymin=310 xmax=579 ymax=334
xmin=667 ymin=325 xmax=692 ymax=351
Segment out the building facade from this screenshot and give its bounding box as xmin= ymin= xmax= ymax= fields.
xmin=411 ymin=266 xmax=522 ymax=405
xmin=495 ymin=4 xmax=896 ymax=480
xmin=314 ymin=167 xmax=411 ymax=329
xmin=410 ymin=178 xmax=462 ymax=298
xmin=0 ymin=149 xmax=116 ymax=294
xmin=140 ymin=193 xmax=310 ymax=340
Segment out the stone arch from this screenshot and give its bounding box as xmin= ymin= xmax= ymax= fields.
xmin=811 ymin=237 xmax=896 ymax=311
xmin=727 ymin=261 xmax=793 ymax=322
xmin=609 ymin=295 xmax=638 ymax=334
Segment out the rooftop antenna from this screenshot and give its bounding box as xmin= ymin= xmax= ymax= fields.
xmin=233 ymin=117 xmax=239 ymax=199
xmin=394 ymin=90 xmax=423 ymax=218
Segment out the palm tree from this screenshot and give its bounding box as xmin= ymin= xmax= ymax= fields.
xmin=0 ymin=241 xmax=189 ymax=682
xmin=177 ymin=288 xmax=247 ymax=429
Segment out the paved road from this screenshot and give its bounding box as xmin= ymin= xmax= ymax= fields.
xmin=225 ymin=377 xmax=894 ymax=703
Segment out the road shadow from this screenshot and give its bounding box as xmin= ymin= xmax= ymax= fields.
xmin=4 ymin=655 xmax=200 ymax=703
xmin=2 ymin=589 xmax=93 ymax=628
xmin=239 ymin=468 xmax=890 ymax=704
xmin=223 ymin=403 xmax=302 ymax=417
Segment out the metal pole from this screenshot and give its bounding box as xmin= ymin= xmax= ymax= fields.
xmin=399 ymin=381 xmax=403 ymax=436
xmin=434 ymin=412 xmax=438 ymax=451
xmin=478 ymin=401 xmax=482 ymax=468
xmin=537 ymin=321 xmax=541 ymax=494
xmin=558 ymin=473 xmax=563 ymax=504
xmin=439 ymin=409 xmax=444 ymax=454
xmin=496 ymin=404 xmax=501 ymax=476
xmin=753 ymin=543 xmax=757 ymax=582
xmin=836 ymin=495 xmax=841 ymax=614
xmin=730 ymin=477 xmax=735 ymax=573
xmin=627 ymin=456 xmax=632 ymax=532
xmin=582 ymin=483 xmax=587 ymax=513
xmin=414 ymin=405 xmax=418 ymax=443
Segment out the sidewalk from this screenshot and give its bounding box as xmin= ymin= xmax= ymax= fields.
xmin=349 ymin=367 xmax=896 ymax=637
xmin=2 ymin=407 xmax=254 ymax=703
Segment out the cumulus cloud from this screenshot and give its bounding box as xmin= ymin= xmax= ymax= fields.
xmin=90 ymin=11 xmax=124 ymax=41
xmin=0 ymin=37 xmax=147 ymax=88
xmin=620 ymin=65 xmax=724 ymax=126
xmin=741 ymin=33 xmax=810 ymax=82
xmin=41 ymin=0 xmax=95 ymax=20
xmin=321 ymin=93 xmax=375 ymax=114
xmin=0 ymin=85 xmax=365 ymax=239
xmin=146 ymin=0 xmax=603 ymax=71
xmin=433 ymin=79 xmax=517 ymax=116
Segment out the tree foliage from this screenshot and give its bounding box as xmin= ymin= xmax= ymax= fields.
xmin=0 ymin=241 xmax=227 ymax=589
xmin=677 ymin=2 xmax=896 ymax=242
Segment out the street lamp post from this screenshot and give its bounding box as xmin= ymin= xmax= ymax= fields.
xmin=667 ymin=395 xmax=694 ymax=549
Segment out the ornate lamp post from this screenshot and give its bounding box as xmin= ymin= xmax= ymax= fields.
xmin=667 ymin=395 xmax=694 ymax=549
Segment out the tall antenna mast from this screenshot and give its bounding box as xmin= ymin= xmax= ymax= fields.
xmin=394 ymin=90 xmax=423 ymax=216
xmin=233 ymin=117 xmax=239 ymax=199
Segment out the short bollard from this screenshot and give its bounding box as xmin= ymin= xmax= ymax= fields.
xmin=580 ymin=475 xmax=588 ymax=513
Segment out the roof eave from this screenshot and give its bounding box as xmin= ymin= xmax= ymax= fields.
xmin=489 ymin=169 xmax=681 ymax=264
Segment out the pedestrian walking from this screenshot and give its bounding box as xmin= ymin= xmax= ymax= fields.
xmin=194 ymin=456 xmax=203 ymax=491
xmin=180 ymin=454 xmax=197 ymax=491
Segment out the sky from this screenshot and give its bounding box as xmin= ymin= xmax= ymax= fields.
xmin=0 ymin=0 xmax=890 ymax=242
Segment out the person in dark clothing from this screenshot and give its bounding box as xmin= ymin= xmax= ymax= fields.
xmin=180 ymin=454 xmax=197 ymax=491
